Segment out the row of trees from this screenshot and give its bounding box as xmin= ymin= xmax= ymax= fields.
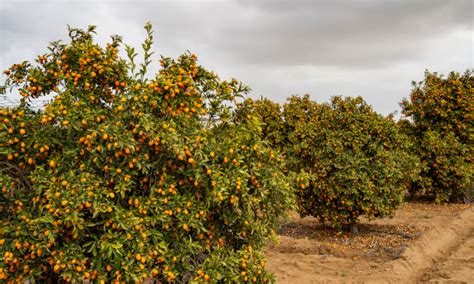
xmin=241 ymin=68 xmax=472 ymax=231
xmin=0 ymin=23 xmax=472 ymax=282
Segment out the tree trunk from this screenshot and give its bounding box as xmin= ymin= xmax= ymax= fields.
xmin=349 ymin=222 xmax=359 ymax=234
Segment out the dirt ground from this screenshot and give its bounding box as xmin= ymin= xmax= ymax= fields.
xmin=265 ymin=202 xmax=474 ymax=283
xmin=419 ymin=225 xmax=474 ymax=283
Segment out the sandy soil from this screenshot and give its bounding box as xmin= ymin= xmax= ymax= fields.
xmin=265 ymin=202 xmax=473 ymax=283
xmin=419 ymin=229 xmax=474 ymax=283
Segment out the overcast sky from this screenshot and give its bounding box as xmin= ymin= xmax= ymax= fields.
xmin=1 ymin=0 xmax=472 ymax=115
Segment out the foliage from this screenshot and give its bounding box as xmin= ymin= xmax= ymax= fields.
xmin=417 ymin=130 xmax=472 ymax=202
xmin=400 ymin=70 xmax=474 ymax=202
xmin=0 ymin=24 xmax=294 ymax=283
xmin=237 ymin=98 xmax=286 ymax=148
xmin=286 ymin=96 xmax=418 ymax=228
xmin=248 ymin=95 xmax=418 ymax=229
xmin=401 ymin=70 xmax=473 ymax=144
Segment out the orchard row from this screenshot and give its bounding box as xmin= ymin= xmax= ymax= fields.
xmin=0 ymin=23 xmax=472 ymax=283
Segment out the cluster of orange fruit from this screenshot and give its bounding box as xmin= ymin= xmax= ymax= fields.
xmin=0 ymin=24 xmax=293 ymax=283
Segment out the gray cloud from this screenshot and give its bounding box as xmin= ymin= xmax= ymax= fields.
xmin=219 ymin=0 xmax=472 ymax=67
xmin=1 ymin=0 xmax=472 ymax=115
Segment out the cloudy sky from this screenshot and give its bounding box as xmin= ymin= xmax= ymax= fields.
xmin=1 ymin=0 xmax=472 ymax=115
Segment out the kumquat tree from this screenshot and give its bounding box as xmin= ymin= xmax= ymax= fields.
xmin=243 ymin=95 xmax=419 ymax=232
xmin=400 ymin=70 xmax=474 ymax=202
xmin=285 ymin=96 xmax=420 ymax=231
xmin=0 ymin=23 xmax=295 ymax=283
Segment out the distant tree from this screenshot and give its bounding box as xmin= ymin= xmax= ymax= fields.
xmin=245 ymin=95 xmax=418 ymax=231
xmin=400 ymin=70 xmax=473 ymax=202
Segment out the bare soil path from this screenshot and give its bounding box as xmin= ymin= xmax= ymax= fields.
xmin=419 ymin=220 xmax=474 ymax=283
xmin=265 ymin=202 xmax=473 ymax=283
